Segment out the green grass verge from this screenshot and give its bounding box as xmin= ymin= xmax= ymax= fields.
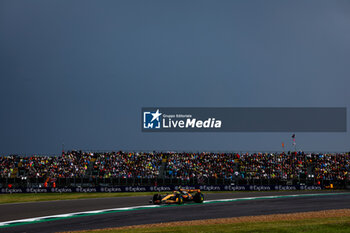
xmin=0 ymin=192 xmax=166 ymax=204
xmin=73 ymin=217 xmax=350 ymax=233
xmin=0 ymin=190 xmax=333 ymax=205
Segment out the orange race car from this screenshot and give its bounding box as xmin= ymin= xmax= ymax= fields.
xmin=151 ymin=189 xmax=204 ymax=205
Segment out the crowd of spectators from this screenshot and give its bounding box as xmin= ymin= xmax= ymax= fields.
xmin=93 ymin=151 xmax=161 ymax=178
xmin=1 ymin=151 xmax=350 ymax=183
xmin=0 ymin=151 xmax=162 ymax=179
xmin=0 ymin=151 xmax=92 ymax=179
xmin=165 ymin=153 xmax=237 ymax=180
xmin=165 ymin=152 xmax=350 ymax=182
xmin=239 ymin=152 xmax=307 ymax=180
xmin=312 ymin=153 xmax=350 ymax=181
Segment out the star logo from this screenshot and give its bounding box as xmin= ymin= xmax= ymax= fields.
xmin=150 ymin=109 xmax=162 ymax=122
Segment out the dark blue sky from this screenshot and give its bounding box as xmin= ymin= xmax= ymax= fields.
xmin=1 ymin=0 xmax=349 ymax=154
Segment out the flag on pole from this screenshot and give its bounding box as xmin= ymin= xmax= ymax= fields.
xmin=292 ymin=134 xmax=296 ymax=146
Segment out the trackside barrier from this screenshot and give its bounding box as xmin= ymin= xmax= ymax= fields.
xmin=0 ymin=185 xmax=322 ymax=194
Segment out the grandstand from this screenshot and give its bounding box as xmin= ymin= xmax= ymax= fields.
xmin=1 ymin=151 xmax=349 ymax=189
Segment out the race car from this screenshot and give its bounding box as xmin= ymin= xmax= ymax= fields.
xmin=151 ymin=189 xmax=204 ymax=205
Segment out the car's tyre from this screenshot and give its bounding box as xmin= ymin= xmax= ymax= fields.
xmin=153 ymin=194 xmax=162 ymax=204
xmin=177 ymin=195 xmax=183 ymax=204
xmin=193 ymin=193 xmax=204 ymax=203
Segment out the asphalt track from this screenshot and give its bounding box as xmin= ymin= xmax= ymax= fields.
xmin=1 ymin=190 xmax=350 ymax=233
